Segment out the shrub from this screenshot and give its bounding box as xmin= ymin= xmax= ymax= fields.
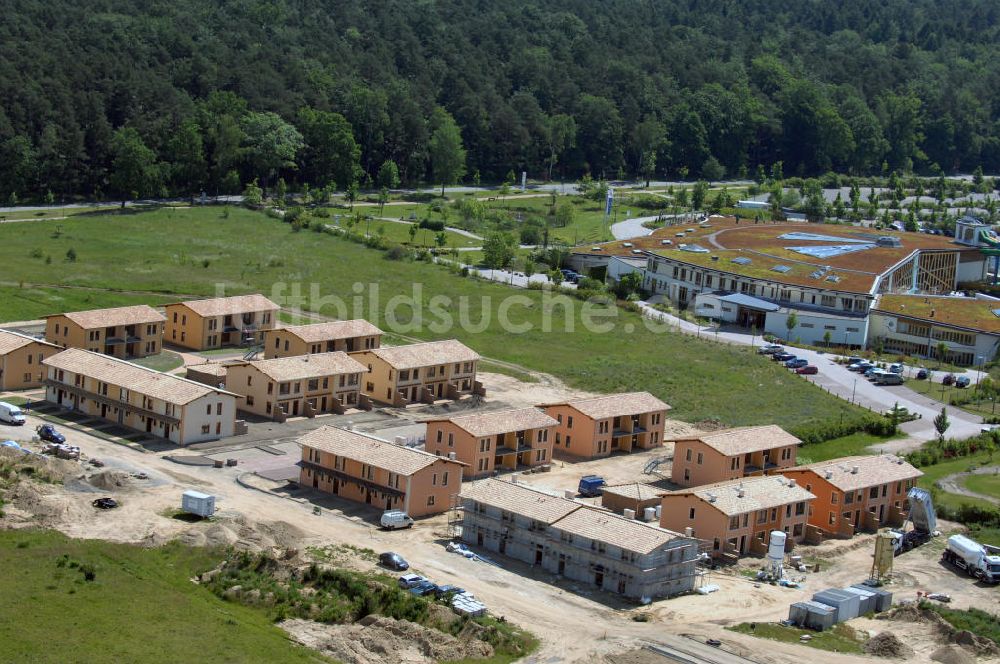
xmin=385 ymin=245 xmax=407 ymax=260
xmin=65 ymin=247 xmax=77 ymax=262
xmin=418 ymin=219 xmax=445 ymax=231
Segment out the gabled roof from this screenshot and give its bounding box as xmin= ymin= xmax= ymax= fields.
xmin=233 ymin=352 xmax=366 ymax=382
xmin=460 ymin=479 xmax=688 ymax=555
xmin=680 ymin=425 xmax=800 ymax=456
xmin=168 ymin=294 xmax=278 ymax=317
xmin=276 ymin=320 xmax=383 ymax=343
xmin=47 ymin=305 xmax=165 ymax=329
xmin=787 ymin=454 xmax=923 ymax=492
xmin=539 ymin=392 xmax=670 ymax=420
xmin=299 ymin=426 xmax=464 ymax=475
xmin=428 ymin=407 xmax=557 ymax=437
xmin=664 ymin=475 xmax=815 ymax=517
xmin=43 ymin=348 xmax=236 ymax=405
xmin=364 ymin=339 xmax=479 ymax=370
xmin=0 ymin=329 xmax=58 ymax=355
xmin=601 ymin=483 xmax=663 ymax=502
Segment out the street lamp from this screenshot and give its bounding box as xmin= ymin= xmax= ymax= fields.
xmin=851 ymin=378 xmax=857 ymax=404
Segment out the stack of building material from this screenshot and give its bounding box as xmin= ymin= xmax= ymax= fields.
xmin=451 ymin=593 xmax=487 ymax=617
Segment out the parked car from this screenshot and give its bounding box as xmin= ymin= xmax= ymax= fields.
xmin=848 ymin=361 xmax=871 ymax=372
xmin=378 ymin=552 xmax=409 ymax=571
xmin=36 ymin=424 xmax=65 ymax=444
xmin=916 ymin=368 xmax=929 ymax=380
xmin=889 ymin=363 xmax=904 ymax=374
xmin=942 ymin=374 xmax=956 ymax=386
xmin=0 ymin=401 xmax=26 ymax=425
xmin=773 ymin=352 xmax=796 ymax=362
xmin=408 ymin=580 xmax=438 ymax=596
xmin=955 ymin=375 xmax=971 ymax=388
xmin=758 ymin=344 xmax=783 ymax=355
xmin=397 ymin=573 xmax=426 ymax=589
xmin=864 ymin=366 xmax=882 ymax=378
xmin=876 ymin=373 xmax=904 ymax=386
xmin=380 ymin=510 xmax=415 ymax=530
xmin=92 ymin=497 xmax=118 ymax=509
xmin=785 ymin=358 xmax=809 ymax=369
xmin=434 ymin=584 xmax=466 ymax=599
xmin=796 ymin=365 xmax=819 ymax=375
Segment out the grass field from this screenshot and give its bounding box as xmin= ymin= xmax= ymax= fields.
xmin=0 ymin=205 xmax=866 ymax=429
xmin=130 ymin=350 xmax=185 ymax=372
xmin=962 ymin=472 xmax=1000 ymax=502
xmin=915 ymin=452 xmax=997 ymax=512
xmin=0 ymin=530 xmax=329 ymax=663
xmin=0 ymin=284 xmax=178 ymax=322
xmin=797 ymin=431 xmax=905 ymax=464
xmin=727 ymin=622 xmax=865 ymax=654
xmin=325 ymin=216 xmax=482 ymax=248
xmin=907 ymin=379 xmax=996 ymax=416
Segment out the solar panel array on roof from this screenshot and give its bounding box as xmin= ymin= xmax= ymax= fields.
xmin=786 ymin=244 xmax=876 ymax=258
xmin=679 ymin=244 xmax=710 ymax=253
xmin=778 ymin=232 xmax=872 ymax=244
xmin=772 ymin=265 xmax=791 ymax=273
xmin=732 ymin=256 xmax=752 ymax=265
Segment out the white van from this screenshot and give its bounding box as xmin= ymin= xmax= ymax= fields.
xmin=380 ymin=510 xmax=415 ymax=530
xmin=0 ymin=402 xmax=26 ymax=425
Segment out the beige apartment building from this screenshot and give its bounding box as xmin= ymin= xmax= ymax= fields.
xmin=45 ymin=305 xmax=165 ymax=359
xmin=43 ymin=348 xmax=238 ymax=445
xmin=164 ymin=294 xmax=278 ymax=350
xmin=781 ymin=454 xmax=923 ymax=537
xmin=299 ymin=426 xmax=466 ymax=517
xmin=671 ymin=425 xmax=800 ymax=488
xmin=660 ymin=475 xmax=816 ymax=559
xmin=225 ymin=352 xmax=368 ymax=419
xmin=0 ymin=329 xmax=61 ymax=390
xmin=540 ymin=392 xmax=670 ymax=459
xmin=424 ymin=407 xmax=557 ymax=478
xmin=352 ymin=339 xmax=481 ymax=406
xmin=264 ymin=320 xmax=383 ymax=359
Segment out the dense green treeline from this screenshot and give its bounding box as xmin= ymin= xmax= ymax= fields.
xmin=1 ymin=0 xmax=999 ymax=200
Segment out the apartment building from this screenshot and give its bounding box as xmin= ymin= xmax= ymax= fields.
xmin=540 ymin=392 xmax=669 ymax=459
xmin=781 ymin=455 xmax=923 ymax=537
xmin=660 ymin=475 xmax=816 ymax=559
xmin=264 ymin=320 xmax=383 ymax=359
xmin=45 ymin=305 xmax=165 ymax=359
xmin=352 ymin=339 xmax=481 ymax=406
xmin=0 ymin=329 xmax=61 ymax=390
xmin=424 ymin=407 xmax=557 ymax=478
xmin=225 ymin=352 xmax=368 ymax=419
xmin=164 ymin=294 xmax=278 ymax=351
xmin=298 ymin=426 xmax=465 ymax=517
xmin=671 ymin=425 xmax=800 ymax=488
xmin=43 ymin=348 xmax=238 ymax=445
xmin=459 ymin=478 xmax=699 ymax=599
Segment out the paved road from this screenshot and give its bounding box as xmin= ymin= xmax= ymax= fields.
xmin=637 ymin=301 xmax=982 ymax=443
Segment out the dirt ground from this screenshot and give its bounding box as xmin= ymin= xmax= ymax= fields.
xmin=3 ymin=396 xmax=1000 ymax=663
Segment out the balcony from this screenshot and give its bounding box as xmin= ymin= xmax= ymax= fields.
xmin=43 ymin=379 xmax=180 ymax=424
xmin=299 ymin=460 xmax=404 ymax=497
xmin=613 ymin=426 xmax=646 ymax=437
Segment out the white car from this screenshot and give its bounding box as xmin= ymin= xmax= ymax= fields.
xmin=380 ymin=510 xmax=415 ymax=530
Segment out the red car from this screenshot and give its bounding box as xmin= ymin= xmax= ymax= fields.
xmin=796 ymin=365 xmax=818 ymax=375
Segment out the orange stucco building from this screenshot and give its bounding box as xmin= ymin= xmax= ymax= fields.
xmin=164 ymin=294 xmax=278 ymax=350
xmin=0 ymin=329 xmax=61 ymax=390
xmin=298 ymin=426 xmax=465 ymax=517
xmin=424 ymin=407 xmax=557 ymax=478
xmin=671 ymin=425 xmax=800 ymax=488
xmin=45 ymin=305 xmax=165 ymax=359
xmin=660 ymin=475 xmax=815 ymax=559
xmin=352 ymin=339 xmax=481 ymax=406
xmin=263 ymin=320 xmax=383 ymax=359
xmin=780 ymin=454 xmax=922 ymax=537
xmin=539 ymin=392 xmax=669 ymax=459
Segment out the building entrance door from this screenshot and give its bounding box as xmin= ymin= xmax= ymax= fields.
xmin=594 ymin=571 xmax=604 ymax=587
xmin=534 ymin=546 xmax=543 ymax=565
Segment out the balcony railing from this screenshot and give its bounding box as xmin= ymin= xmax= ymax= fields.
xmin=43 ymin=379 xmax=181 ymax=424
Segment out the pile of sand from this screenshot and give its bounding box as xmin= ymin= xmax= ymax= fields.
xmin=282 ymin=616 xmax=494 ymax=664
xmin=88 ymin=470 xmax=132 ymax=491
xmin=864 ymin=631 xmax=914 ymax=658
xmin=931 ymin=645 xmax=977 ymax=664
xmin=882 ymin=604 xmax=1000 ymax=657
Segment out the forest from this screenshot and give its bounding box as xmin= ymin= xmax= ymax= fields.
xmin=1 ymin=0 xmax=999 ymax=200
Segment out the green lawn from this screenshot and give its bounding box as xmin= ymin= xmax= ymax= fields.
xmin=325 ymin=216 xmax=481 ymax=248
xmin=727 ymin=622 xmax=865 ymax=654
xmin=961 ymin=472 xmax=1000 ymax=502
xmin=0 ymin=206 xmax=867 ymax=429
xmin=907 ymin=379 xmax=995 ymax=416
xmin=915 ymin=452 xmax=997 ymax=512
xmin=130 ymin=350 xmax=185 ymax=372
xmin=797 ymin=431 xmax=905 ymax=464
xmin=0 ymin=530 xmax=330 ymax=663
xmin=0 ymin=285 xmax=177 ymax=322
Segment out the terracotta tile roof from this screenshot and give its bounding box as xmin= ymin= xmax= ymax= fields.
xmin=461 ymin=479 xmax=688 ymax=554
xmin=460 ymin=478 xmax=582 ymax=524
xmin=49 ymin=305 xmax=165 ymax=329
xmin=681 ymin=425 xmax=800 ymax=456
xmin=43 ymin=348 xmax=234 ymax=405
xmin=540 ymin=392 xmax=670 ymax=419
xmin=601 ymin=483 xmax=663 ymax=502
xmin=789 ymin=454 xmax=923 ymax=492
xmin=277 ymin=320 xmax=383 ymax=343
xmin=300 ymin=426 xmax=464 ymax=475
xmin=666 ymin=476 xmax=816 ymax=517
xmin=170 ymin=294 xmax=278 ymax=317
xmin=366 ymin=339 xmax=479 ymax=370
xmin=186 ymin=363 xmax=229 ymax=377
xmin=429 ymin=407 xmax=557 ymax=437
xmin=873 ymin=294 xmax=1000 ymax=335
xmin=0 ymin=329 xmax=57 ymax=355
xmin=235 ymin=352 xmax=367 ymax=382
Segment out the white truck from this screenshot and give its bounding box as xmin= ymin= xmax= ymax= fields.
xmin=942 ymin=534 xmax=1000 ymax=583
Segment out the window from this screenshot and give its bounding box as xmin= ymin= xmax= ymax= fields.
xmin=565 ymin=436 xmax=571 ymax=448
xmin=829 ymin=512 xmax=836 ymax=525
xmin=696 ymin=452 xmax=703 ymax=464
xmin=308 ymin=379 xmax=319 ymax=391
xmin=432 ymin=473 xmax=438 ymax=486
xmin=795 ymin=501 xmax=805 ymax=515
xmin=567 ymin=416 xmax=573 ymax=428
xmin=448 ymin=433 xmax=454 ymax=447
xmin=689 ymin=508 xmax=695 ymax=519
xmin=870 ymin=486 xmax=879 ymax=499
xmin=217 ymin=402 xmax=222 ymax=415
xmin=246 ymin=396 xmax=254 ymax=406
xmin=685 ymin=448 xmax=692 ymax=461
xmin=683 ymin=468 xmax=690 ymax=481
xmin=758 ymin=509 xmax=768 ymax=523
xmin=729 ymin=516 xmax=739 ymax=529
xmin=206 ymin=404 xmax=211 ymax=415
xmin=201 ymin=424 xmax=210 ymax=434
xmin=443 ymin=471 xmax=449 ymax=486
xmin=436 ymin=430 xmax=443 ymax=443
xmin=427 ymin=496 xmax=435 ymax=506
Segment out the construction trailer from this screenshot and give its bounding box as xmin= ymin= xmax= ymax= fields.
xmin=811 ymin=588 xmax=860 ymax=623
xmin=841 ymin=586 xmax=877 ymax=615
xmin=850 ymin=584 xmax=893 ymax=612
xmin=788 ymin=601 xmax=837 ymax=631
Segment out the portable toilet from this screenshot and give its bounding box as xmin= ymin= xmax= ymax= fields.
xmin=789 ymin=601 xmax=837 ymax=631
xmin=851 ymin=583 xmax=893 ymax=612
xmin=812 ymin=588 xmax=860 ymax=623
xmin=182 ymin=490 xmax=216 ymax=517
xmin=841 ymin=586 xmax=876 ymax=615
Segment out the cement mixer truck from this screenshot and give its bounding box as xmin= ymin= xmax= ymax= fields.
xmin=942 ymin=534 xmax=1000 ymax=583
